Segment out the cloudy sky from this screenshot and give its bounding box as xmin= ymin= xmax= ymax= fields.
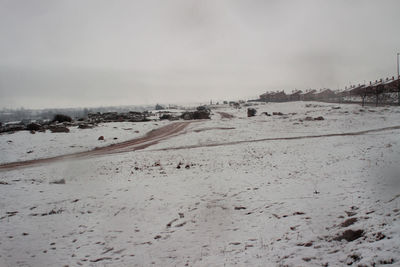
xmin=0 ymin=0 xmax=400 ymax=109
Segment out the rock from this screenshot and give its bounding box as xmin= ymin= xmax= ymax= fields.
xmin=52 ymin=114 xmax=72 ymax=123
xmin=247 ymin=108 xmax=257 ymax=117
xmin=181 ymin=111 xmax=210 ymax=120
xmin=98 ymin=136 xmax=104 ymax=141
xmin=314 ymin=116 xmax=325 ymax=120
xmin=182 ymin=112 xmax=193 ymax=120
xmin=340 ymin=218 xmax=358 ymax=227
xmin=0 ymin=124 xmax=26 ymax=133
xmin=160 ymin=114 xmax=172 ymax=120
xmin=78 ymin=124 xmax=94 ymax=129
xmin=193 ymin=111 xmax=210 ymax=119
xmin=50 ymin=178 xmax=66 ymax=184
xmin=334 ymin=229 xmax=364 ymax=242
xmin=196 ymin=106 xmax=210 ymax=112
xmin=273 ymin=112 xmax=284 ymax=116
xmin=305 ymin=117 xmax=313 ymax=121
xmin=49 ymin=126 xmax=70 ymax=133
xmin=26 ymin=122 xmax=42 ymax=131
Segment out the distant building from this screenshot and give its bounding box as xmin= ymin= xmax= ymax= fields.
xmin=259 ymin=91 xmax=287 ymax=102
xmin=314 ymin=89 xmax=336 ymax=100
xmin=288 ymin=90 xmax=302 ymax=101
xmin=300 ymin=90 xmax=317 ymax=101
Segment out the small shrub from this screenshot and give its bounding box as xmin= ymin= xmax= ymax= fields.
xmin=52 ymin=114 xmax=72 ymax=123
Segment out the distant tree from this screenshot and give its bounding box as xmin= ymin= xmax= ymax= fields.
xmin=155 ymin=104 xmax=165 ymax=110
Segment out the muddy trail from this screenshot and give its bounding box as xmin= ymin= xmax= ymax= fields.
xmin=152 ymin=125 xmax=400 ymax=151
xmin=0 ymin=121 xmax=192 ymax=171
xmin=217 ymin=112 xmax=235 ymax=119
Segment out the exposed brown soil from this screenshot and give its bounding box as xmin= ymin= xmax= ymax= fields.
xmin=217 ymin=112 xmax=235 ymax=119
xmin=0 ymin=121 xmax=192 ymax=171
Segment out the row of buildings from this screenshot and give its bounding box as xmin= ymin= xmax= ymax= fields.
xmin=258 ymin=76 xmax=400 ymax=104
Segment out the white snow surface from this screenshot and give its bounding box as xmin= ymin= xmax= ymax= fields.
xmin=0 ymin=121 xmax=169 ymax=164
xmin=1 ymin=102 xmax=400 ymax=266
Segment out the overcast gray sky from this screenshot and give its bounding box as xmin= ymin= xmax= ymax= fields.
xmin=0 ymin=0 xmax=399 ymax=109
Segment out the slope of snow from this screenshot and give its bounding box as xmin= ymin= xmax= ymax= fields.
xmin=0 ymin=102 xmax=399 ymax=266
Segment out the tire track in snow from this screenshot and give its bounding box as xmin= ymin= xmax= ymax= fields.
xmin=151 ymin=125 xmax=400 ymax=151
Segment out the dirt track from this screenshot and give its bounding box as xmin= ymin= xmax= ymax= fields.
xmin=0 ymin=121 xmax=192 ymax=171
xmin=217 ymin=112 xmax=235 ymax=119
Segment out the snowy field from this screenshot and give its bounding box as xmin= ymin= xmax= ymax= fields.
xmin=0 ymin=102 xmax=400 ymax=266
xmin=0 ymin=120 xmax=170 ymax=164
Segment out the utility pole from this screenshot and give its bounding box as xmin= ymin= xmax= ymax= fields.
xmin=397 ymin=53 xmax=400 ymax=105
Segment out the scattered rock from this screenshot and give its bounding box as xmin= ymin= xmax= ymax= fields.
xmin=345 ymin=211 xmax=357 ymax=217
xmin=314 ymin=116 xmax=324 ymax=120
xmin=341 ymin=218 xmax=358 ymax=227
xmin=297 ymin=241 xmax=313 ymax=247
xmin=98 ymin=136 xmax=104 ymax=141
xmin=334 ymin=229 xmax=364 ymax=242
xmin=78 ymin=124 xmax=94 ymax=129
xmin=181 ymin=110 xmax=210 ymax=120
xmin=166 ymin=218 xmax=178 ymax=228
xmin=90 ymin=257 xmax=112 ymax=263
xmin=379 ymin=258 xmax=394 ymax=264
xmin=372 ymin=232 xmax=386 ymax=241
xmin=247 ymin=108 xmax=257 ymax=117
xmin=346 ymin=254 xmax=361 ymax=265
xmin=234 ymin=206 xmax=246 ymax=210
xmin=52 ymin=114 xmax=72 ymax=123
xmin=49 ymin=126 xmax=70 ymax=133
xmin=273 ymin=112 xmax=284 ymax=116
xmin=26 ymin=122 xmax=42 ymax=131
xmin=50 ymin=178 xmax=66 ymax=184
xmin=175 ymin=222 xmax=187 ymax=227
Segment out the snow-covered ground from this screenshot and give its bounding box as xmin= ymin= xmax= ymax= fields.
xmin=1 ymin=102 xmax=399 ymax=266
xmin=0 ymin=120 xmax=170 ymax=164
